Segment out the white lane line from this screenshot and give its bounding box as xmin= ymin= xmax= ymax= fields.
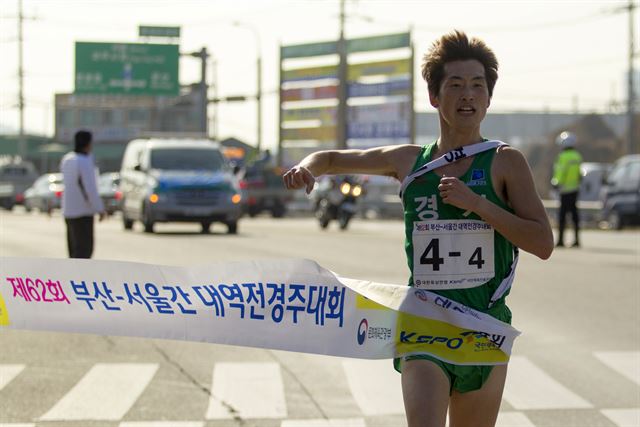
xmin=595 ymin=351 xmax=640 ymax=386
xmin=0 ymin=364 xmax=25 ymax=391
xmin=503 ymin=356 xmax=592 ymax=410
xmin=120 ymin=423 xmax=203 ymax=427
xmin=40 ymin=363 xmax=159 ymax=421
xmin=601 ymin=409 xmax=640 ymax=427
xmin=342 ymin=359 xmax=404 ymax=416
xmin=206 ymin=362 xmax=287 ymax=419
xmin=281 ymin=418 xmax=366 ymax=427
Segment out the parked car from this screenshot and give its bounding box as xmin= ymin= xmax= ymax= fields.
xmin=601 ymin=154 xmax=640 ymax=229
xmin=98 ymin=172 xmax=122 ymax=215
xmin=0 ymin=159 xmax=39 ymax=210
xmin=119 ymin=138 xmax=243 ymax=234
xmin=24 ymin=173 xmax=64 ymax=213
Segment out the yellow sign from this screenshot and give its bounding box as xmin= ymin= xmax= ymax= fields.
xmin=282 ymin=106 xmax=337 ymax=125
xmin=395 ymin=310 xmax=509 ymax=365
xmin=0 ymin=291 xmax=10 ymax=326
xmin=348 ymin=58 xmax=411 ymax=81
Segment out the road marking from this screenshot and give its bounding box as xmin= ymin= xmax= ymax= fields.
xmin=601 ymin=409 xmax=640 ymax=427
xmin=281 ymin=418 xmax=366 ymax=427
xmin=120 ymin=423 xmax=204 ymax=427
xmin=342 ymin=359 xmax=404 ymax=416
xmin=206 ymin=362 xmax=287 ymax=419
xmin=0 ymin=424 xmax=35 ymax=427
xmin=502 ymin=356 xmax=592 ymax=409
xmin=594 ymin=351 xmax=640 ymax=386
xmin=0 ymin=364 xmax=25 ymax=391
xmin=40 ymin=363 xmax=158 ymax=421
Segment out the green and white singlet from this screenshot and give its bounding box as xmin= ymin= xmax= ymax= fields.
xmin=401 ymin=141 xmax=516 ymax=324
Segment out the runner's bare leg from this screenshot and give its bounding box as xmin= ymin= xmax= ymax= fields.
xmin=401 ymin=359 xmax=450 ymax=427
xmin=448 ymin=364 xmax=508 ymax=427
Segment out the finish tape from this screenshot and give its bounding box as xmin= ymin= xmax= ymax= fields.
xmin=0 ymin=257 xmax=520 ymax=365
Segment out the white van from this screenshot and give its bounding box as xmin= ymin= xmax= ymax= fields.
xmin=119 ymin=139 xmax=242 ymax=234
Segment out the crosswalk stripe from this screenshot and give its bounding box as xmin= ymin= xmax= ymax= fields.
xmin=0 ymin=364 xmax=25 ymax=391
xmin=601 ymin=409 xmax=640 ymax=427
xmin=206 ymin=362 xmax=287 ymax=419
xmin=594 ymin=351 xmax=640 ymax=386
xmin=502 ymin=356 xmax=592 ymax=410
xmin=342 ymin=360 xmax=405 ymax=416
xmin=280 ymin=418 xmax=366 ymax=427
xmin=0 ymin=424 xmax=35 ymax=427
xmin=40 ymin=363 xmax=159 ymax=421
xmin=119 ymin=423 xmax=204 ymax=427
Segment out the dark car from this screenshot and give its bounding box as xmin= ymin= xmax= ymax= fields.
xmin=239 ymin=165 xmax=291 ymax=218
xmin=24 ymin=173 xmax=64 ymax=213
xmin=601 ymin=154 xmax=640 ymax=229
xmin=0 ymin=160 xmax=39 ymax=210
xmin=98 ymin=172 xmax=122 ymax=215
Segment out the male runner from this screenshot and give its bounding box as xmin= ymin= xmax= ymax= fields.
xmin=283 ymin=30 xmax=553 ymax=427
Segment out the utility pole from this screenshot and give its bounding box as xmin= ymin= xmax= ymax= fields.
xmin=17 ymin=0 xmax=26 ymax=159
xmin=626 ymin=0 xmax=637 ymax=154
xmin=189 ymin=47 xmax=209 ymax=136
xmin=336 ymin=0 xmax=348 ymax=149
xmin=257 ymin=53 xmax=262 ymax=152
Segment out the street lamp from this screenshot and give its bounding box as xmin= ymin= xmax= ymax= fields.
xmin=233 ymin=21 xmax=262 ymax=152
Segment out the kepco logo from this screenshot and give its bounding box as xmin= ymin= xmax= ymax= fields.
xmin=357 ymin=319 xmax=368 ymax=345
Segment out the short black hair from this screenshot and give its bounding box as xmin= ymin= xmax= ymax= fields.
xmin=74 ymin=130 xmax=92 ymax=153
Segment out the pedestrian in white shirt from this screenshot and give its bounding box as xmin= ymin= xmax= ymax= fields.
xmin=60 ymin=130 xmax=106 ymax=258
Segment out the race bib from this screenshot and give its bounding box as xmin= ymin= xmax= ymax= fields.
xmin=412 ymin=219 xmax=495 ymax=289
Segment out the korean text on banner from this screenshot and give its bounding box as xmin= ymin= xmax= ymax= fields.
xmin=0 ymin=257 xmax=520 ymax=365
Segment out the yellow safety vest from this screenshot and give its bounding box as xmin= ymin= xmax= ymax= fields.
xmin=552 ymin=149 xmax=583 ymax=194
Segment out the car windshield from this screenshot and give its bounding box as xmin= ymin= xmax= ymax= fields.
xmin=150 ymin=148 xmax=224 ymax=171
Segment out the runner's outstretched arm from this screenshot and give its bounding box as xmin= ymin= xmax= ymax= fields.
xmin=283 ymin=145 xmax=419 ymax=193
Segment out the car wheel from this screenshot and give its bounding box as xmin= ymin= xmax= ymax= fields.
xmin=226 ymin=221 xmax=238 ymax=234
xmin=201 ymin=221 xmax=211 ymax=234
xmin=122 ymin=212 xmax=134 ymax=230
xmin=142 ymin=206 xmax=154 ymax=233
xmin=271 ymin=203 xmax=286 ymax=218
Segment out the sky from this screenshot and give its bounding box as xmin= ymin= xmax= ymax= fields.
xmin=0 ymin=0 xmax=637 ymax=152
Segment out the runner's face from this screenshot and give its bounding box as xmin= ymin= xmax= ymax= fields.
xmin=430 ymin=60 xmax=490 ymax=130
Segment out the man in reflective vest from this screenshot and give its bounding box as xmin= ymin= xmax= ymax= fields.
xmin=551 ymin=131 xmax=583 ymax=247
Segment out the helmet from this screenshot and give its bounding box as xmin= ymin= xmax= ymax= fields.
xmin=556 ymin=131 xmax=577 ymax=148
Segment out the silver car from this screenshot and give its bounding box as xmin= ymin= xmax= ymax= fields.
xmin=24 ymin=173 xmax=64 ymax=214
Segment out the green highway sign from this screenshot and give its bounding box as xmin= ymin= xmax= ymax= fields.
xmin=139 ymin=26 xmax=181 ymax=38
xmin=281 ymin=41 xmax=338 ymax=59
xmin=75 ymin=42 xmax=179 ymax=96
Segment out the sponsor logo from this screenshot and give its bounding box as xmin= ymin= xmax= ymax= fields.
xmin=357 ymin=319 xmax=368 ymax=345
xmin=471 ymin=169 xmax=484 ymax=180
xmin=414 ymin=289 xmax=428 ymax=302
xmin=399 ymin=331 xmax=463 ymax=350
xmin=467 ymin=169 xmax=486 ymax=186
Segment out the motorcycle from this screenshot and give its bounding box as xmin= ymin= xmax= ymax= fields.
xmin=313 ymin=176 xmax=364 ymax=230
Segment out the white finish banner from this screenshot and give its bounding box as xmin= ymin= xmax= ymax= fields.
xmin=0 ymin=257 xmax=520 ymax=365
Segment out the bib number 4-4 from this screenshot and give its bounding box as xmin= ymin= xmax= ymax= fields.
xmin=412 ymin=220 xmax=495 ymax=290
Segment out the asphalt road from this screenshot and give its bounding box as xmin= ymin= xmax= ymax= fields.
xmin=0 ymin=209 xmax=639 ymax=427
